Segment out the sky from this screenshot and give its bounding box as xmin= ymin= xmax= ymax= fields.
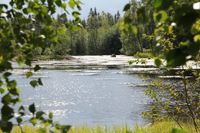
xmin=1 ymin=0 xmax=130 ymax=19
xmin=79 ymin=0 xmax=130 ymax=19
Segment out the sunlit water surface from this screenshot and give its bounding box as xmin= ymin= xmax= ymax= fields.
xmin=13 ymin=69 xmax=150 ymax=126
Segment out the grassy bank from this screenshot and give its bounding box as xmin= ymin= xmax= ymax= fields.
xmin=4 ymin=121 xmax=197 ymax=133
xmin=133 ymin=49 xmax=155 ymax=59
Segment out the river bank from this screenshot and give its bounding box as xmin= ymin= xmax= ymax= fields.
xmin=12 ymin=55 xmax=200 ymax=77
xmin=10 ymin=121 xmax=196 ymax=133
xmin=13 ymin=55 xmax=155 ymax=69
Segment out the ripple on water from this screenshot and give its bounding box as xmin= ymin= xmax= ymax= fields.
xmin=41 ymin=101 xmax=76 ymax=107
xmin=71 ymin=73 xmax=100 ymax=76
xmin=15 ymin=69 xmax=150 ymax=126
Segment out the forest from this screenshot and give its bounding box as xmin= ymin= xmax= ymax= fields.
xmin=30 ymin=8 xmax=122 ymax=59
xmin=30 ymin=1 xmax=155 ymax=59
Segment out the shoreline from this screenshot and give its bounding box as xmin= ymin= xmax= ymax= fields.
xmin=12 ymin=55 xmax=200 ymax=77
xmin=13 ymin=55 xmax=156 ymax=69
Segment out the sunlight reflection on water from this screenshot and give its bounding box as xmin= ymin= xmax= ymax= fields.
xmin=13 ymin=69 xmax=150 ymax=126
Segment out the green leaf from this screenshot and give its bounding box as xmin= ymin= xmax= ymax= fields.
xmin=0 ymin=80 xmax=2 ymax=86
xmin=191 ymin=19 xmax=200 ymax=35
xmin=130 ymin=25 xmax=138 ymax=35
xmin=23 ymin=8 xmax=32 ymax=14
xmin=11 ymin=98 xmax=21 ymax=104
xmin=194 ymin=35 xmax=200 ymax=42
xmin=137 ymin=6 xmax=148 ymax=24
xmin=29 ymin=103 xmax=36 ymax=115
xmin=43 ymin=120 xmax=51 ymax=127
xmin=166 ymin=48 xmax=187 ymax=67
xmin=36 ymin=111 xmax=45 ymax=119
xmin=16 ymin=117 xmax=23 ymax=124
xmin=49 ymin=112 xmax=53 ymax=119
xmin=58 ymin=26 xmax=67 ymax=35
xmin=0 ymin=4 xmax=8 ymax=9
xmin=26 ymin=71 xmax=33 ymax=78
xmin=154 ymin=11 xmax=168 ymax=22
xmin=1 ymin=105 xmax=14 ymax=121
xmin=2 ymin=94 xmax=12 ymax=104
xmin=77 ymin=5 xmax=82 ymax=10
xmin=34 ymin=65 xmax=41 ymax=72
xmin=55 ymin=0 xmax=62 ymax=6
xmin=153 ymin=0 xmax=163 ymax=8
xmin=123 ymin=4 xmax=131 ymax=11
xmin=61 ymin=3 xmax=67 ymax=9
xmin=25 ymin=59 xmax=32 ymax=66
xmin=30 ymin=117 xmax=37 ymax=126
xmin=0 ymin=121 xmax=13 ymax=133
xmin=60 ymin=125 xmax=71 ymax=133
xmin=38 ymin=78 xmax=43 ymax=86
xmin=3 ymin=72 xmax=12 ymax=78
xmin=7 ymin=80 xmax=17 ymax=88
xmin=41 ymin=6 xmax=48 ymax=14
xmin=71 ymin=25 xmax=79 ymax=31
xmin=124 ymin=17 xmax=132 ymax=24
xmin=16 ymin=55 xmax=25 ymax=66
xmin=30 ymin=80 xmax=38 ymax=88
xmin=16 ymin=0 xmax=25 ymax=9
xmin=154 ymin=58 xmax=162 ymax=67
xmin=18 ymin=106 xmax=25 ymax=116
xmin=153 ymin=0 xmax=172 ymax=9
xmin=9 ymin=87 xmax=20 ymax=96
xmin=0 ymin=88 xmax=6 ymax=94
xmin=171 ymin=128 xmax=187 ymax=133
xmin=179 ymin=41 xmax=190 ymax=47
xmin=69 ymin=0 xmax=75 ymax=9
xmin=72 ymin=11 xmax=80 ymax=18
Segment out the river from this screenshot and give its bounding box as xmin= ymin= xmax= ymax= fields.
xmin=13 ymin=69 xmax=150 ymax=126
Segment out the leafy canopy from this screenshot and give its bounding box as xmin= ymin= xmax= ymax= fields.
xmin=0 ymin=0 xmax=81 ymax=132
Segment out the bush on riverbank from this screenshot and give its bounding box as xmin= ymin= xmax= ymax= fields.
xmin=133 ymin=49 xmax=154 ymax=59
xmin=143 ymin=71 xmax=200 ymax=132
xmin=4 ymin=121 xmax=196 ymax=133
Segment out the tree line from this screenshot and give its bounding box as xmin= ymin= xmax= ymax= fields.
xmin=32 ymin=2 xmax=158 ymax=59
xmin=31 ymin=8 xmax=123 ymax=59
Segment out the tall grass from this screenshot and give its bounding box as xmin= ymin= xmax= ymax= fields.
xmin=4 ymin=121 xmax=196 ymax=133
xmin=68 ymin=121 xmax=195 ymax=133
xmin=133 ymin=49 xmax=154 ymax=59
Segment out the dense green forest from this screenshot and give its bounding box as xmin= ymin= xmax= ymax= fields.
xmin=31 ymin=8 xmax=122 ymax=59
xmin=31 ymin=0 xmax=191 ymax=59
xmin=31 ymin=2 xmax=157 ymax=59
xmin=30 ymin=0 xmax=157 ymax=58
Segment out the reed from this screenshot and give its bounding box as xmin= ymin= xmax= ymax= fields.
xmin=4 ymin=121 xmax=196 ymax=133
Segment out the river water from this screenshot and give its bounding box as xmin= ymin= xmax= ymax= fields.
xmin=13 ymin=69 xmax=150 ymax=126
